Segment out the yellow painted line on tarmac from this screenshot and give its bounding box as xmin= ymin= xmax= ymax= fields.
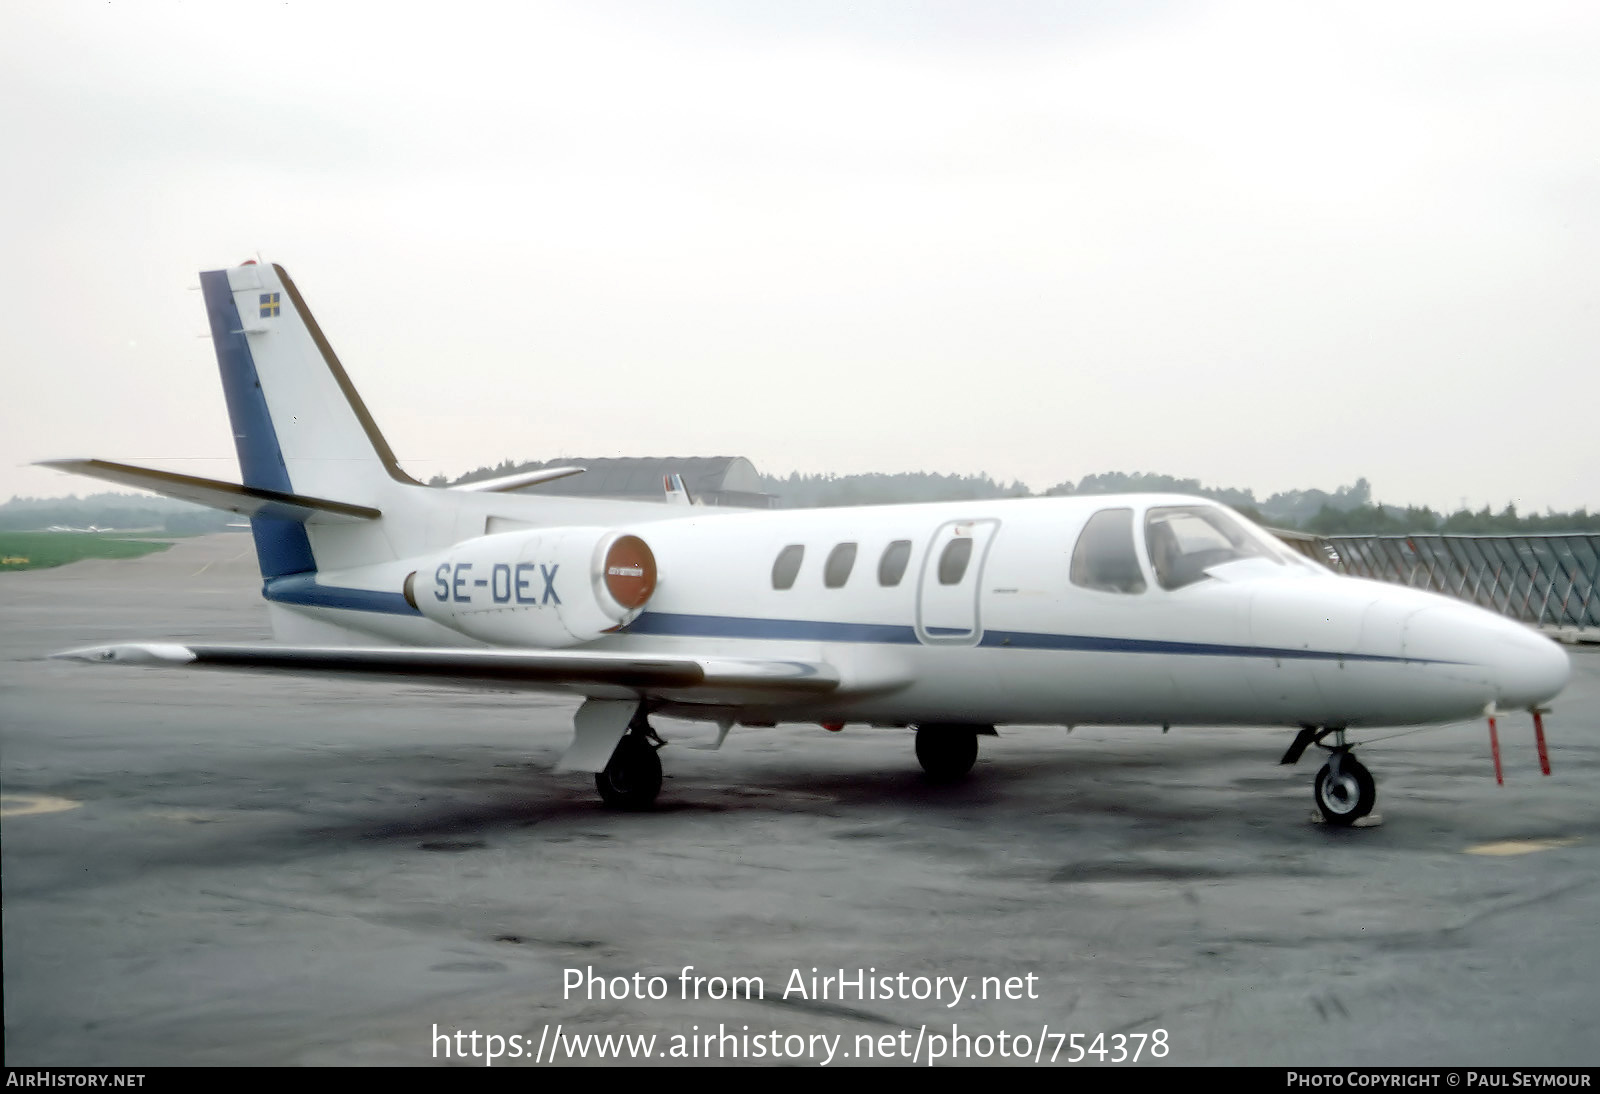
xmin=1465 ymin=838 xmax=1580 ymax=856
xmin=0 ymin=794 xmax=82 ymax=817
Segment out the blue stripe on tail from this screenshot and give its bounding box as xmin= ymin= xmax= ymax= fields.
xmin=199 ymin=269 xmax=316 ymax=579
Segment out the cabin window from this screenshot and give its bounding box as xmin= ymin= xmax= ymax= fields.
xmin=878 ymin=539 xmax=912 ymax=586
xmin=772 ymin=544 xmax=805 ymax=590
xmin=937 ymin=537 xmax=973 ymax=585
xmin=824 ymin=543 xmax=857 ymax=588
xmin=1070 ymin=508 xmax=1147 ymax=594
xmin=1144 ymin=505 xmax=1274 ymax=590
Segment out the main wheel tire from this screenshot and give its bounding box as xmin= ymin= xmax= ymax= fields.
xmin=595 ymin=735 xmax=662 ymax=810
xmin=1314 ymin=753 xmax=1375 ymax=826
xmin=915 ymin=726 xmax=979 ymax=783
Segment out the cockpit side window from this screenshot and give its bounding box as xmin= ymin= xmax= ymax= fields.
xmin=1144 ymin=506 xmax=1274 ymax=590
xmin=1070 ymin=508 xmax=1147 ymax=594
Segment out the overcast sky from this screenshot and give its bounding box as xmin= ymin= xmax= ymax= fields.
xmin=2 ymin=1 xmax=1596 ymax=513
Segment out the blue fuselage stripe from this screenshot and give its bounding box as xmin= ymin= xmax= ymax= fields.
xmin=978 ymin=630 xmax=1433 ymax=663
xmin=277 ymin=599 xmax=1455 ymax=666
xmin=625 ymin=611 xmax=1452 ymax=665
xmin=625 ymin=612 xmax=919 ymax=644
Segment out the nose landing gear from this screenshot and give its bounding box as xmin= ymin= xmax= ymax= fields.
xmin=1313 ymin=748 xmax=1376 ymax=825
xmin=1282 ymin=724 xmax=1376 ymax=827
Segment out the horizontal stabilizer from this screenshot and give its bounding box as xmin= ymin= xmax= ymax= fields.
xmin=451 ymin=466 xmax=586 ymax=493
xmin=36 ymin=459 xmax=380 ymax=523
xmin=52 ymin=642 xmax=841 ymax=697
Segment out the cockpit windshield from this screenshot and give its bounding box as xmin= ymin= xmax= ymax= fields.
xmin=1144 ymin=505 xmax=1280 ymax=590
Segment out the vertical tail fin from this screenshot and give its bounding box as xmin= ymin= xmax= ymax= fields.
xmin=663 ymin=473 xmax=697 ymax=506
xmin=200 ymin=261 xmax=416 ymax=578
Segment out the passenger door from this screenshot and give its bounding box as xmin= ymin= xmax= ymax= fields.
xmin=916 ymin=519 xmax=1000 ymax=645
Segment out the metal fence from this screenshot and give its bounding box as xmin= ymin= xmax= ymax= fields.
xmin=1274 ymin=531 xmax=1600 ymax=639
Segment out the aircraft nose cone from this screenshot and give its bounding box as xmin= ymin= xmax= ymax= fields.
xmin=1405 ymin=606 xmax=1571 ymax=710
xmin=1492 ymin=626 xmax=1572 ymax=709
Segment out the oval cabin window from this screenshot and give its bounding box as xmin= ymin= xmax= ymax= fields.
xmin=824 ymin=543 xmax=857 ymax=588
xmin=938 ymin=537 xmax=973 ymax=585
xmin=878 ymin=540 xmax=912 ymax=586
xmin=771 ymin=544 xmax=805 ymax=590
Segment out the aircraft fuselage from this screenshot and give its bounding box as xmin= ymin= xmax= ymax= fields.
xmin=276 ymin=491 xmax=1570 ymax=732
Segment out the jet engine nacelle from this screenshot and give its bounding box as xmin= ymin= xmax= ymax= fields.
xmin=406 ymin=527 xmax=657 ymax=648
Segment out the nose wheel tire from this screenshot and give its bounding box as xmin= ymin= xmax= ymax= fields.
xmin=1314 ymin=753 xmax=1375 ymax=826
xmin=915 ymin=725 xmax=979 ymax=783
xmin=595 ymin=734 xmax=662 ymax=810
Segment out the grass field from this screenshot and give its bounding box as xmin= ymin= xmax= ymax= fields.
xmin=0 ymin=532 xmax=174 ymax=572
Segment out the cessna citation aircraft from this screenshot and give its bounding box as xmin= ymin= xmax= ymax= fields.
xmin=44 ymin=262 xmax=1572 ymax=825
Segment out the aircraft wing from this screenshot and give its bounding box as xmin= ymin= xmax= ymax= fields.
xmin=51 ymin=642 xmax=842 ymax=700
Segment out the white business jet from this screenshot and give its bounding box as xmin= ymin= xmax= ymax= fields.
xmin=43 ymin=262 xmax=1572 ymax=824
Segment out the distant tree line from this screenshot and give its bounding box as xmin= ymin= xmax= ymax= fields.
xmin=1041 ymin=471 xmax=1378 ymax=529
xmin=756 ymin=471 xmax=1032 ymax=509
xmin=1296 ymin=501 xmax=1600 ymax=536
xmin=0 ymin=493 xmax=232 ymax=535
xmin=760 ymin=469 xmax=1597 ymax=534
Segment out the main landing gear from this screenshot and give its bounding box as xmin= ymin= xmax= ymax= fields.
xmin=1281 ymin=725 xmax=1376 ymax=826
xmin=595 ymin=710 xmax=664 ymax=810
xmin=914 ymin=724 xmax=992 ymax=783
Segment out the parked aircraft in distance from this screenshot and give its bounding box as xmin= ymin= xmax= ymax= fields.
xmin=42 ymin=262 xmax=1572 ymax=824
